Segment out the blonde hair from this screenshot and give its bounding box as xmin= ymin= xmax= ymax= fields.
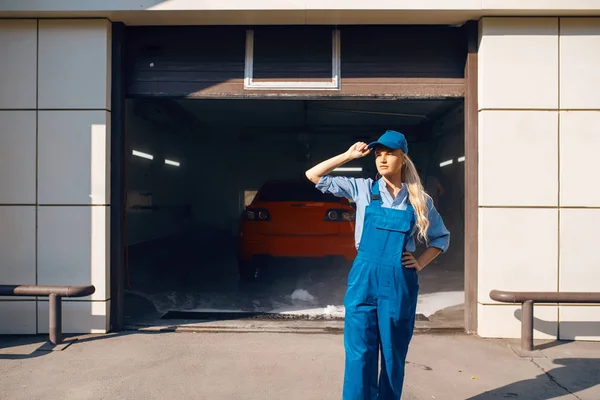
xmin=402 ymin=156 xmax=431 ymax=245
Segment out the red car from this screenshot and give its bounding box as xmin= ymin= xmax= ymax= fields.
xmin=237 ymin=179 xmax=357 ymax=279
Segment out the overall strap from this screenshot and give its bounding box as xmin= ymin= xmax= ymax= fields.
xmin=370 ymin=180 xmax=382 ymax=205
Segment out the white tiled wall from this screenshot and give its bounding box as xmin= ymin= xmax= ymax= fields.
xmin=38 ymin=300 xmax=110 ymax=334
xmin=0 ymin=20 xmax=37 ymax=110
xmin=0 ymin=111 xmax=37 ymax=204
xmin=0 ymin=207 xmax=36 ymax=286
xmin=38 ymin=111 xmax=111 ymax=205
xmin=0 ymin=301 xmax=37 ymax=334
xmin=478 ymin=303 xmax=558 ymax=340
xmin=559 ymin=111 xmax=600 ymax=207
xmin=478 ymin=208 xmax=558 ymax=304
xmin=38 ymin=19 xmax=111 ymax=110
xmin=38 ymin=206 xmax=110 ymax=301
xmin=556 ymin=19 xmax=600 ymax=341
xmin=559 ymin=209 xmax=600 ymax=292
xmin=559 ymin=306 xmax=600 ymax=341
xmin=478 ymin=110 xmax=558 ymax=207
xmin=559 ymin=18 xmax=600 ymax=110
xmin=479 ymin=17 xmax=558 ymax=110
xmin=0 ymin=19 xmax=111 ymax=334
xmin=478 ymin=17 xmax=600 ymax=341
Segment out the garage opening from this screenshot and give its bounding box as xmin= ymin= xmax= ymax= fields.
xmin=123 ymin=98 xmax=465 ymax=326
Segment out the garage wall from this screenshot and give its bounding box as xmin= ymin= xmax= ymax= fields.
xmin=431 ymin=103 xmax=465 ymax=213
xmin=125 ymin=102 xmax=194 ymax=246
xmin=429 ymin=104 xmax=465 ymax=276
xmin=0 ymin=19 xmax=112 ymax=334
xmin=477 ymin=17 xmax=600 ymax=341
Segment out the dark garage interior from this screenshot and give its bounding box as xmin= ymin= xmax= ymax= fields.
xmin=122 ymin=98 xmax=465 ymax=325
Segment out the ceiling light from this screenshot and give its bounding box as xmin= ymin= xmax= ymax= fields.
xmin=132 ymin=150 xmax=153 ymax=160
xmin=334 ymin=167 xmax=362 ymax=172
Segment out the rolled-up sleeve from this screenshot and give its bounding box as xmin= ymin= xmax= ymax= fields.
xmin=426 ymin=199 xmax=450 ymax=252
xmin=316 ymin=175 xmax=360 ymax=202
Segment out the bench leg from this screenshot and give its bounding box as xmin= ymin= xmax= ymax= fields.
xmin=49 ymin=294 xmax=62 ymax=345
xmin=522 ymin=300 xmax=534 ymax=351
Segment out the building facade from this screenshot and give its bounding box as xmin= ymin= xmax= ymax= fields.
xmin=1 ymin=1 xmax=599 ymax=341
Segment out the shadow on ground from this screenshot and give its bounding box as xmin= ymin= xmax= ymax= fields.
xmin=467 ymin=357 xmax=600 ymax=399
xmin=0 ymin=330 xmax=172 ymax=361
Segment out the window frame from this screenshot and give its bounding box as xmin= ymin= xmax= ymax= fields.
xmin=243 ymin=28 xmax=341 ymax=91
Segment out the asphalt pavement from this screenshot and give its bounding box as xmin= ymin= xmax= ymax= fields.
xmin=1 ymin=328 xmax=599 ymax=399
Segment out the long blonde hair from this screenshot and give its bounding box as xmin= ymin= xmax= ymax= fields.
xmin=402 ymin=156 xmax=431 ymax=245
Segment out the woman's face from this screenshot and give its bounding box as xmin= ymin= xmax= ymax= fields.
xmin=375 ymin=146 xmax=405 ymax=178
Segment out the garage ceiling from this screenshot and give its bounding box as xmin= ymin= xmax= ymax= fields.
xmin=173 ymin=99 xmax=461 ymax=133
xmin=131 ymin=98 xmax=462 ymax=145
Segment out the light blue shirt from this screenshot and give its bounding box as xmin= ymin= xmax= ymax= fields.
xmin=316 ymin=176 xmax=450 ymax=253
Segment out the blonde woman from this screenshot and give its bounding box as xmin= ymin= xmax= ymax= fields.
xmin=305 ymin=130 xmax=450 ymax=400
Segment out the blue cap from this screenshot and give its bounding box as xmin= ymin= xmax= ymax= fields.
xmin=367 ymin=130 xmax=408 ymax=154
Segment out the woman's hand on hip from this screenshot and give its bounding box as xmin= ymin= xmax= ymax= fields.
xmin=402 ymin=252 xmax=422 ymax=271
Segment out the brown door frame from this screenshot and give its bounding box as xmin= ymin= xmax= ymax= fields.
xmin=110 ymin=21 xmax=127 ymax=331
xmin=464 ymin=20 xmax=479 ymax=334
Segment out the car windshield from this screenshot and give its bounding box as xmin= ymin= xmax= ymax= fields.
xmin=256 ymin=181 xmax=340 ymax=203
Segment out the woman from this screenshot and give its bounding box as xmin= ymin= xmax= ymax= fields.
xmin=305 ymin=130 xmax=450 ymax=400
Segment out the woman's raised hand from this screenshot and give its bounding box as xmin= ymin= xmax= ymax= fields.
xmin=346 ymin=142 xmax=372 ymax=160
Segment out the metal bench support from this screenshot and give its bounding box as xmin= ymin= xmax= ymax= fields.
xmin=49 ymin=294 xmax=62 ymax=345
xmin=490 ymin=290 xmax=600 ymax=351
xmin=0 ymin=284 xmax=95 ymax=345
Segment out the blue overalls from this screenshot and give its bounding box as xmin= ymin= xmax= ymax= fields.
xmin=343 ymin=181 xmax=419 ymax=400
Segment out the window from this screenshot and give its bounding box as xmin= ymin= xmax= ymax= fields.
xmin=244 ymin=27 xmax=341 ymax=90
xmin=244 ymin=190 xmax=258 ymax=207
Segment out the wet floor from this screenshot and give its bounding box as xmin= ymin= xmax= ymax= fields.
xmin=124 ymin=230 xmax=464 ymax=325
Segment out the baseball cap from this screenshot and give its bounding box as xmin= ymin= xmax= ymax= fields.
xmin=367 ymin=130 xmax=408 ymax=154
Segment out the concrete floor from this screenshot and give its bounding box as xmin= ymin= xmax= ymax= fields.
xmin=124 ymin=218 xmax=465 ymax=328
xmin=1 ymin=331 xmax=599 ymax=399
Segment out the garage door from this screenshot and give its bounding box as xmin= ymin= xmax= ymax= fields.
xmin=125 ymin=25 xmax=467 ymax=99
